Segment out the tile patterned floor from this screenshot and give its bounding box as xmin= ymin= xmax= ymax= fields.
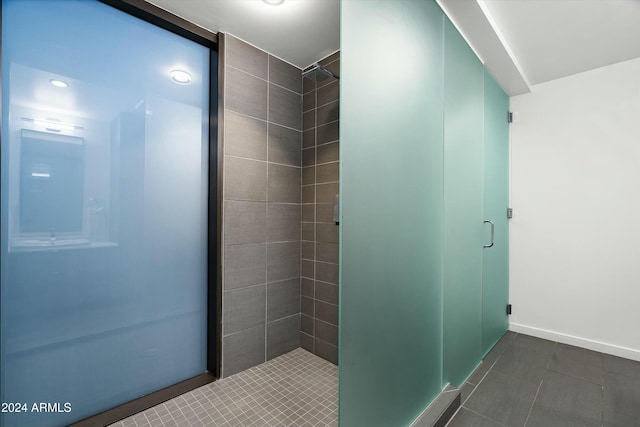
xmin=110 ymin=348 xmax=338 ymax=427
xmin=446 ymin=332 xmax=640 ymax=427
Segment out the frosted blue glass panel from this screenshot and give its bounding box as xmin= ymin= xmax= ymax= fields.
xmin=1 ymin=1 xmax=210 ymax=426
xmin=340 ymin=1 xmax=444 ymax=425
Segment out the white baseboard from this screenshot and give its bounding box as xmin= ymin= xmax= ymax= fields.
xmin=509 ymin=322 xmax=640 ymax=362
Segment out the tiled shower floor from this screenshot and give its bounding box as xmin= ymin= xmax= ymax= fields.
xmin=110 ymin=348 xmax=338 ymax=427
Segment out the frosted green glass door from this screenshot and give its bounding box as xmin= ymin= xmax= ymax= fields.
xmin=340 ymin=0 xmax=445 ymax=425
xmin=442 ymin=18 xmax=484 ymax=388
xmin=482 ymin=71 xmax=510 ymax=355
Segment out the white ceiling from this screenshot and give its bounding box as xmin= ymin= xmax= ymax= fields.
xmin=469 ymin=0 xmax=640 ymax=93
xmin=146 ymin=0 xmax=640 ymax=96
xmin=146 ymin=0 xmax=340 ymax=69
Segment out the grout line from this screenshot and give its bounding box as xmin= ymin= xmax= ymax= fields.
xmin=523 ymin=379 xmax=544 ymax=427
xmin=225 ymin=154 xmax=303 ymax=169
xmin=460 ymin=383 xmax=475 ymax=408
xmin=311 ymin=81 xmax=318 ymax=354
xmin=227 ymin=63 xmax=303 ymax=96
xmin=316 ymin=97 xmax=340 ymax=110
xmin=225 ymin=107 xmax=303 ymax=133
xmin=265 ymin=56 xmax=270 ymax=364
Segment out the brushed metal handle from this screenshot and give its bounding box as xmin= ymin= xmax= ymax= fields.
xmin=484 ymin=220 xmax=495 ymax=248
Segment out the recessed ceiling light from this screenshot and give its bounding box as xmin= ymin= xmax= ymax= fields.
xmin=170 ymin=70 xmax=192 ymax=85
xmin=50 ymin=79 xmax=69 ymax=88
xmin=263 ymin=0 xmax=285 ymax=5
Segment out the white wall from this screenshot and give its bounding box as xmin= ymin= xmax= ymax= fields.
xmin=510 ymin=57 xmax=640 ymax=361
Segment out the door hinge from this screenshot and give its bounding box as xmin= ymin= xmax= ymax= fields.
xmin=507 ymin=208 xmax=513 ymax=219
xmin=507 ymin=111 xmax=514 ymax=123
xmin=506 ymin=304 xmax=512 ymax=315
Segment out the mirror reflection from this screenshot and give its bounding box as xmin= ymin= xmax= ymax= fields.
xmin=19 ymin=129 xmax=84 ymax=234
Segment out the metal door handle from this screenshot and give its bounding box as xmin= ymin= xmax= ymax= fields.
xmin=484 ymin=220 xmax=494 ymax=248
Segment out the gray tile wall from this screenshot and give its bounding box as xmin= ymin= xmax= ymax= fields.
xmin=222 ymin=34 xmax=302 ymax=377
xmin=301 ymin=52 xmax=340 ymax=365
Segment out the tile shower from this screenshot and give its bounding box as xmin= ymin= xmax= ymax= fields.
xmin=220 ymin=34 xmax=340 ymax=375
xmin=301 ymin=53 xmax=340 ymax=364
xmin=221 ymin=34 xmax=303 ymax=377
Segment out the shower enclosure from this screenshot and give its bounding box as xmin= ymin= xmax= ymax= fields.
xmin=1 ymin=1 xmax=215 ymax=425
xmin=340 ymin=0 xmax=510 ymax=425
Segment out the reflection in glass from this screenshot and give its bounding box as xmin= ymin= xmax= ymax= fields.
xmin=1 ymin=1 xmax=211 ymax=426
xmin=20 ymin=130 xmax=84 ymax=233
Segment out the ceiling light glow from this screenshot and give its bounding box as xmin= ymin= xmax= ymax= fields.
xmin=170 ymin=70 xmax=192 ymax=85
xmin=31 ymin=172 xmax=51 ymax=178
xmin=33 ymin=119 xmax=75 ymax=131
xmin=263 ymin=0 xmax=285 ymax=5
xmin=49 ymin=79 xmax=69 ymax=88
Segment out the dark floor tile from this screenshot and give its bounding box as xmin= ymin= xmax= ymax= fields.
xmin=604 ymin=405 xmax=640 ymax=427
xmin=482 ymin=331 xmax=517 ymax=365
xmin=492 ymin=334 xmax=555 ymax=384
xmin=460 ymin=382 xmax=476 ymax=405
xmin=465 ymin=333 xmax=517 ymax=385
xmin=527 ymin=371 xmax=602 ymax=427
xmin=464 ymin=370 xmax=539 ymax=427
xmin=548 ymin=343 xmax=603 ymax=385
xmin=604 ymin=354 xmax=640 ymax=380
xmin=467 ymin=360 xmax=493 ymax=386
xmin=525 ymin=406 xmax=601 ymax=427
xmin=447 ymin=408 xmax=505 ymax=427
xmin=604 ymin=371 xmax=640 ymax=419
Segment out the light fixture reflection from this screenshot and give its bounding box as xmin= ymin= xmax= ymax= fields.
xmin=263 ymin=0 xmax=285 ymax=5
xmin=21 ymin=117 xmax=83 ymax=133
xmin=49 ymin=79 xmax=69 ymax=88
xmin=170 ymin=70 xmax=192 ymax=85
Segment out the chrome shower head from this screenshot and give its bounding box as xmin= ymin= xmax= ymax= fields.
xmin=302 ymin=63 xmax=339 ymax=83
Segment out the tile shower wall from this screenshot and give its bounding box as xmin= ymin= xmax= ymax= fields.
xmin=222 ymin=34 xmax=303 ymax=377
xmin=301 ymin=52 xmax=340 ymax=365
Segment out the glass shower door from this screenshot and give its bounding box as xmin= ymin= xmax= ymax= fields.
xmin=1 ymin=1 xmax=210 ymax=425
xmin=482 ymin=70 xmax=510 ymax=355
